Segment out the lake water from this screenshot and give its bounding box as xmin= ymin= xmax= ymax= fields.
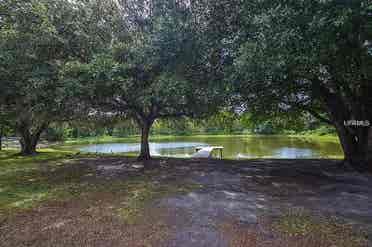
xmin=79 ymin=135 xmax=343 ymax=159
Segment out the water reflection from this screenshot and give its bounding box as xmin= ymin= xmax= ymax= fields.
xmin=79 ymin=136 xmax=343 ymax=159
xmin=80 ymin=142 xmax=207 ymax=157
xmin=274 ymin=147 xmax=314 ymax=158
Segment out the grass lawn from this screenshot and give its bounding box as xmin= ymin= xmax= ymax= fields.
xmin=0 ymin=149 xmax=86 ymax=214
xmin=0 ymin=149 xmax=198 ymax=217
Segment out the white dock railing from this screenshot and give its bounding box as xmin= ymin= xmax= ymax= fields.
xmin=192 ymin=146 xmax=224 ymax=159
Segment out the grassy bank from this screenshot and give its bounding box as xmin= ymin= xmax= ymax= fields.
xmin=287 ymin=133 xmax=339 ymax=143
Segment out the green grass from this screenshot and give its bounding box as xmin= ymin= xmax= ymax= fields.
xmin=287 ymin=134 xmax=339 ymax=143
xmin=0 ymin=149 xmax=76 ymax=175
xmin=0 ymin=148 xmax=202 ymax=224
xmin=0 ymin=149 xmax=90 ymax=215
xmin=0 ymin=148 xmax=132 ymax=215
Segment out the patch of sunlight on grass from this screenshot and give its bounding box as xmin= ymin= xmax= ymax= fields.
xmin=0 ymin=149 xmax=202 ymax=222
xmin=0 ymin=149 xmax=91 ymax=214
xmin=10 ymin=192 xmax=49 ymax=208
xmin=0 ymin=183 xmax=52 ymax=212
xmin=274 ymin=209 xmax=369 ymax=247
xmin=0 ymin=149 xmax=75 ymax=167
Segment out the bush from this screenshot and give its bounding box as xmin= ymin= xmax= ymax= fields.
xmin=44 ymin=127 xmax=65 ymax=142
xmin=253 ymin=122 xmax=277 ymax=134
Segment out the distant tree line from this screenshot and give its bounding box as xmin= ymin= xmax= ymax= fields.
xmin=0 ymin=0 xmax=371 ymax=170
xmin=38 ymin=111 xmax=333 ymax=141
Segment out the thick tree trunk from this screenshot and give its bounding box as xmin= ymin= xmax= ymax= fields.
xmin=20 ymin=135 xmax=38 ymax=155
xmin=314 ymin=82 xmax=371 ymax=172
xmin=335 ymin=121 xmax=371 ymax=171
xmin=137 ymin=120 xmax=154 ymax=161
xmin=368 ymin=127 xmax=372 ymax=162
xmin=0 ymin=127 xmax=2 ymax=151
xmin=17 ymin=121 xmax=48 ymax=156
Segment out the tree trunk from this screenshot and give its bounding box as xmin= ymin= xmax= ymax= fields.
xmin=315 ymin=82 xmax=372 ymax=172
xmin=20 ymin=134 xmax=38 ymax=155
xmin=368 ymin=127 xmax=372 ymax=163
xmin=335 ymin=121 xmax=371 ymax=171
xmin=0 ymin=126 xmax=2 ymax=151
xmin=137 ymin=119 xmax=154 ymax=161
xmin=18 ymin=122 xmax=48 ymax=156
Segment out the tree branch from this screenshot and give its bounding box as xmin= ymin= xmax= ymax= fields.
xmin=305 ymin=108 xmax=333 ymax=125
xmin=157 ymin=111 xmax=190 ymax=118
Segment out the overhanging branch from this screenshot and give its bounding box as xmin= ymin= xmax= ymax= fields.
xmin=305 ymin=108 xmax=333 ymax=125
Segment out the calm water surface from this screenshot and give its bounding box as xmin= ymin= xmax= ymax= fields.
xmin=79 ymin=136 xmax=343 ymax=159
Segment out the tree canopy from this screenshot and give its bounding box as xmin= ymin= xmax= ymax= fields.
xmin=231 ymin=0 xmax=372 ymax=169
xmin=0 ymin=0 xmax=116 ymax=154
xmin=1 ymin=0 xmax=371 ymax=170
xmin=63 ymin=0 xmax=225 ymax=160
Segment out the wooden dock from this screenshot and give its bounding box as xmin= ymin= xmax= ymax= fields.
xmin=191 ymin=146 xmax=224 ymax=159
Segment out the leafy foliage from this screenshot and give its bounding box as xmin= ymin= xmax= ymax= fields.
xmin=230 ymin=0 xmax=372 ymax=168
xmin=0 ymin=0 xmax=116 ymax=154
xmin=63 ymin=0 xmax=226 ymax=160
